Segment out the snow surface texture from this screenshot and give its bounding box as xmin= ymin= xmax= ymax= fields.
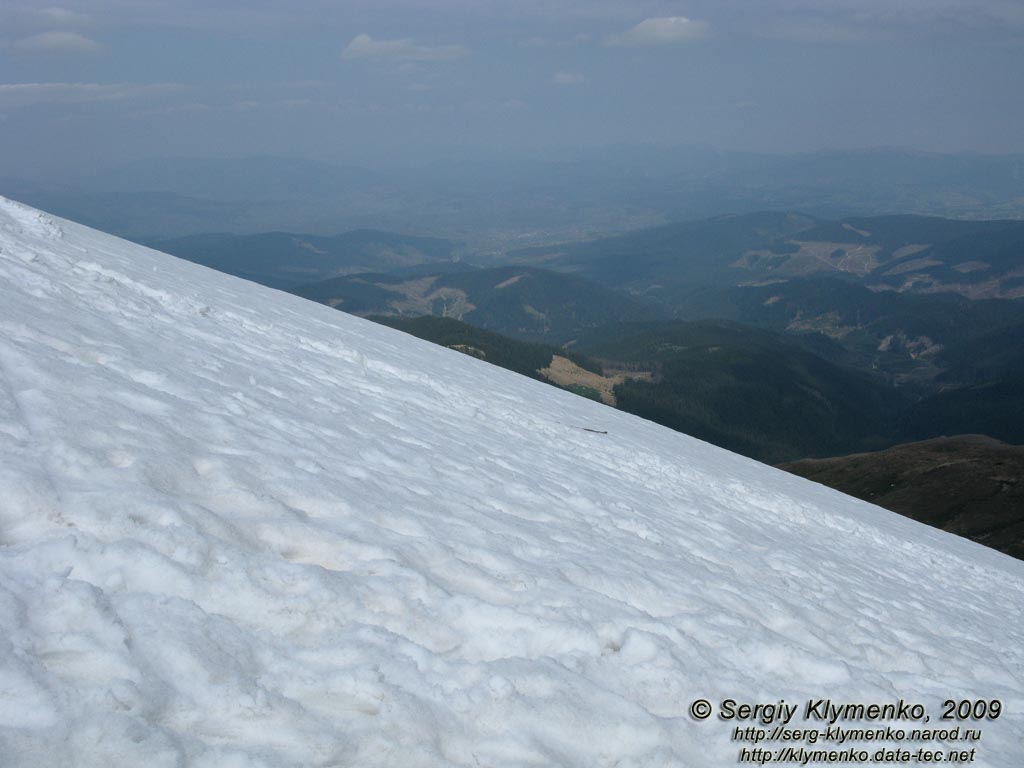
xmin=0 ymin=195 xmax=1022 ymax=767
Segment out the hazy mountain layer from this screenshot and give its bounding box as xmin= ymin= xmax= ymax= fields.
xmin=7 ymin=148 xmax=1024 ymax=243
xmin=148 ymin=230 xmax=461 ymax=290
xmin=293 ymin=266 xmax=665 ymax=344
xmin=512 ymin=212 xmax=1024 ymax=301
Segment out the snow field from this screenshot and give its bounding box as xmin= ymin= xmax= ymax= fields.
xmin=0 ymin=196 xmax=1022 ymax=766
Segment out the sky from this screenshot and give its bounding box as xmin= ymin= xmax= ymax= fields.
xmin=1 ymin=0 xmax=1024 ymax=178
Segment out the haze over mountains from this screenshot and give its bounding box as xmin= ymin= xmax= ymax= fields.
xmin=6 ymin=148 xmax=1024 ymax=244
xmin=148 ymin=230 xmax=461 ymax=290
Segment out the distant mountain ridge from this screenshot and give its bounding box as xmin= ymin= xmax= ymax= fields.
xmin=511 ymin=211 xmax=1024 ymax=301
xmin=681 ymin=278 xmax=1024 ymax=387
xmin=90 ymin=155 xmax=381 ymax=202
xmin=148 ymin=229 xmax=461 ymax=289
xmin=6 ymin=147 xmax=1024 ymax=242
xmin=292 ymin=266 xmax=665 ymax=344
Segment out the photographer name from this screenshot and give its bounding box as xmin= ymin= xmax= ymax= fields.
xmin=719 ymin=698 xmax=930 ymax=726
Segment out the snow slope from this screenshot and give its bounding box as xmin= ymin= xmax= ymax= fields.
xmin=0 ymin=195 xmax=1021 ymax=767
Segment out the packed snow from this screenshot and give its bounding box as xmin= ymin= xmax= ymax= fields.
xmin=0 ymin=195 xmax=1022 ymax=767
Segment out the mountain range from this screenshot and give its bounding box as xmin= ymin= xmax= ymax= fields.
xmin=292 ymin=266 xmax=664 ymax=344
xmin=510 ymin=212 xmax=1024 ymax=301
xmin=148 ymin=230 xmax=461 ymax=290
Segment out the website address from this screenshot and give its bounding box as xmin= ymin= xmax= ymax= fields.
xmin=738 ymin=746 xmax=978 ymax=764
xmin=733 ymin=725 xmax=983 ymax=746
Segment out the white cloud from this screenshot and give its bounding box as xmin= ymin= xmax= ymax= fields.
xmin=608 ymin=16 xmax=709 ymax=46
xmin=341 ymin=33 xmax=467 ymax=63
xmin=12 ymin=30 xmax=101 ymax=54
xmin=0 ymin=82 xmax=182 ymax=107
xmin=552 ymin=71 xmax=585 ymax=86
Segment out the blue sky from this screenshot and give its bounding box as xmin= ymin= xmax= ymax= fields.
xmin=2 ymin=1 xmax=1023 ymax=177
